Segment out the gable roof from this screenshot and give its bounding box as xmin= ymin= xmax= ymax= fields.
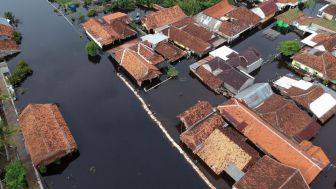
xmin=0 ymin=23 xmax=14 ymax=37
xmin=226 ymin=48 xmax=261 ymax=68
xmin=19 ymin=104 xmax=77 ymax=166
xmin=177 ymin=101 xmax=214 ymax=129
xmin=202 ymin=0 xmax=235 ymax=20
xmin=154 ymin=41 xmax=186 ymax=62
xmin=196 ymin=128 xmax=259 ymax=175
xmin=0 ymin=39 xmax=20 ymax=57
xmin=163 ymin=26 xmax=211 ymax=56
xmin=102 ymin=12 xmax=129 ymax=24
xmin=254 ymin=94 xmax=321 ymax=141
xmin=233 ymin=155 xmax=309 ymax=189
xmin=276 ymin=9 xmax=304 ymax=24
xmin=259 ymin=0 xmax=278 ymax=17
xmin=181 ymin=22 xmax=214 ymax=42
xmin=141 ymin=5 xmax=187 ymax=30
xmin=323 ymin=4 xmax=336 ymax=16
xmin=218 ymin=98 xmax=329 ymax=184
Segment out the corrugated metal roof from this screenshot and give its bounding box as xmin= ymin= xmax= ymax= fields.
xmin=235 ymin=83 xmax=273 ymax=108
xmin=0 ymin=18 xmax=11 ymax=27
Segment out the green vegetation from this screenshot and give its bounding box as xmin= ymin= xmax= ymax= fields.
xmin=4 ymin=11 xmax=15 ymax=22
xmin=277 ymin=40 xmax=301 ymax=57
xmin=87 ymin=9 xmax=96 ymax=17
xmin=312 ymin=18 xmax=336 ymax=32
xmin=0 ymin=121 xmax=18 ymax=161
xmin=9 ymin=60 xmax=33 ymax=87
xmin=167 ymin=66 xmax=179 ymax=78
xmin=304 ymin=0 xmax=315 ymax=8
xmin=78 ymin=13 xmax=86 ymax=23
xmin=5 ymin=160 xmax=27 ymax=189
xmin=83 ymin=0 xmax=93 ymax=6
xmin=13 ymin=31 xmax=22 ymax=44
xmin=38 ymin=165 xmax=47 ymax=174
xmin=85 ymin=41 xmax=99 ymax=57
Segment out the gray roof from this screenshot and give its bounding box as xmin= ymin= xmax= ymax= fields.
xmin=0 ymin=18 xmax=11 ymax=27
xmin=235 ymin=83 xmax=273 ymax=108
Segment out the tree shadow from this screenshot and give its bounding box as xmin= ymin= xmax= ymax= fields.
xmin=87 ymin=55 xmax=101 ymax=64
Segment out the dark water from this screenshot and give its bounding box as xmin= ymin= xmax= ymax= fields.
xmin=0 ymin=0 xmax=209 ymax=188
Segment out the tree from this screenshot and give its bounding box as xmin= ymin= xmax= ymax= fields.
xmin=5 ymin=160 xmax=26 ymax=189
xmin=167 ymin=66 xmax=179 ymax=78
xmin=87 ymin=9 xmax=96 ymax=17
xmin=8 ymin=60 xmax=33 ymax=86
xmin=85 ymin=41 xmax=98 ymax=57
xmin=277 ymin=40 xmax=301 ymax=57
xmin=4 ymin=11 xmax=14 ymax=22
xmin=0 ymin=122 xmax=18 ymax=161
xmin=13 ymin=31 xmax=22 ymax=44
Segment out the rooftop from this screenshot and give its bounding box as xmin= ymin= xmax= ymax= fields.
xmin=154 ymin=41 xmax=186 ymax=62
xmin=218 ymin=98 xmax=329 ymax=184
xmin=102 ymin=12 xmax=129 ymax=24
xmin=322 ymin=4 xmax=336 ymax=16
xmin=177 ymin=101 xmax=214 ymax=129
xmin=233 ymin=155 xmax=309 ymax=189
xmin=19 ymin=104 xmax=77 ymax=166
xmin=276 ymin=9 xmax=304 ymax=24
xmin=0 ymin=23 xmax=14 ymax=37
xmin=202 ymin=0 xmax=235 ymax=20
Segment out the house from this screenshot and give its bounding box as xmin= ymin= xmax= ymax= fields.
xmin=177 ymin=101 xmax=214 ymax=129
xmin=191 ymin=57 xmax=255 ymax=95
xmin=201 ymin=0 xmax=235 ymax=21
xmin=218 ymin=98 xmax=330 ymax=184
xmin=276 ymin=0 xmax=306 ymax=10
xmin=0 ymin=18 xmax=14 ymax=39
xmin=251 ymin=0 xmax=278 ymax=23
xmin=218 ymin=7 xmax=261 ymax=42
xmin=19 ymin=104 xmax=77 ymax=167
xmin=141 ymin=5 xmax=187 ymax=32
xmin=276 ymin=9 xmax=305 ymax=27
xmin=110 ymin=40 xmax=164 ymax=86
xmin=180 ymin=111 xmax=259 ymax=179
xmin=82 ymin=18 xmax=137 ymax=48
xmin=162 ymin=26 xmax=212 ymax=57
xmin=274 ymin=75 xmax=336 ymax=123
xmin=318 ymin=4 xmax=336 ymax=21
xmin=233 ymin=155 xmax=309 ymax=189
xmin=254 ymin=94 xmax=321 ymax=142
xmin=0 ymin=39 xmax=20 ymax=58
xmin=102 ymin=12 xmax=130 ymax=24
xmin=226 ymin=48 xmax=263 ymax=73
xmin=235 ymin=83 xmax=274 ymax=108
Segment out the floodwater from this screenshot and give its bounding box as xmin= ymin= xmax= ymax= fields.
xmin=0 ymin=0 xmax=209 ymax=188
xmin=0 ymin=0 xmax=335 ymax=188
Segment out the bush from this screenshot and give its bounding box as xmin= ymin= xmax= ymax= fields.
xmin=277 ymin=40 xmax=301 ymax=57
xmin=38 ymin=165 xmax=47 ymax=174
xmin=167 ymin=66 xmax=179 ymax=78
xmin=13 ymin=31 xmax=22 ymax=44
xmin=85 ymin=41 xmax=98 ymax=57
xmin=8 ymin=60 xmax=33 ymax=86
xmin=87 ymin=9 xmax=96 ymax=17
xmin=5 ymin=160 xmax=26 ymax=189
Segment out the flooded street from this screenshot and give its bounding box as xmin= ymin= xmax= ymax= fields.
xmin=0 ymin=0 xmax=335 ymax=188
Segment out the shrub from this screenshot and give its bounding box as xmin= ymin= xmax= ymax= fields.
xmin=277 ymin=40 xmax=301 ymax=57
xmin=85 ymin=41 xmax=98 ymax=57
xmin=8 ymin=60 xmax=33 ymax=86
xmin=5 ymin=160 xmax=26 ymax=189
xmin=87 ymin=9 xmax=96 ymax=17
xmin=167 ymin=66 xmax=179 ymax=78
xmin=13 ymin=31 xmax=22 ymax=44
xmin=38 ymin=165 xmax=47 ymax=174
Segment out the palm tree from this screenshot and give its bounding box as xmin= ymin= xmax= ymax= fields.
xmin=0 ymin=122 xmax=17 ymax=161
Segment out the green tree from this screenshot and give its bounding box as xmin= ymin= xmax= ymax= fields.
xmin=87 ymin=9 xmax=96 ymax=17
xmin=8 ymin=60 xmax=33 ymax=86
xmin=4 ymin=11 xmax=15 ymax=22
xmin=0 ymin=122 xmax=18 ymax=161
xmin=85 ymin=41 xmax=98 ymax=57
xmin=5 ymin=160 xmax=26 ymax=189
xmin=13 ymin=31 xmax=22 ymax=44
xmin=167 ymin=66 xmax=179 ymax=78
xmin=277 ymin=40 xmax=301 ymax=56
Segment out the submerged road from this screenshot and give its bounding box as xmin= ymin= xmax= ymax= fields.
xmin=0 ymin=0 xmax=209 ymax=188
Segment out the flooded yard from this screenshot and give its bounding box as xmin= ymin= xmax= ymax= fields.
xmin=0 ymin=0 xmax=335 ymax=188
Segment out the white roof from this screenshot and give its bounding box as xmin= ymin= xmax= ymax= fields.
xmin=319 ymin=4 xmax=330 ymax=13
xmin=251 ymin=7 xmax=266 ymax=19
xmin=301 ymin=33 xmax=318 ymax=47
xmin=0 ymin=18 xmax=11 ymax=27
xmin=209 ymin=45 xmax=238 ymax=61
xmin=140 ymin=33 xmax=168 ymax=45
xmin=274 ymin=76 xmax=313 ymax=90
xmin=310 ymin=93 xmax=336 ymax=118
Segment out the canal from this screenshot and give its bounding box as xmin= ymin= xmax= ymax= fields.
xmin=1 ymin=0 xmax=335 ymax=188
xmin=0 ymin=0 xmax=209 ymax=188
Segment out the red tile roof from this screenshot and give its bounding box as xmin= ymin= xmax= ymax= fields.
xmin=177 ymin=101 xmax=214 ymax=129
xmin=218 ymin=98 xmax=329 ymax=184
xmin=102 ymin=12 xmax=129 ymax=24
xmin=0 ymin=39 xmax=19 ymax=54
xmin=171 ymin=17 xmax=194 ymax=28
xmin=19 ymin=104 xmax=77 ymax=166
xmin=141 ymin=5 xmax=187 ymax=31
xmin=154 ymin=41 xmax=186 ymax=62
xmin=195 ymin=66 xmax=224 ymax=91
xmin=82 ymin=18 xmax=136 ymax=46
xmin=259 ymin=0 xmax=278 ymax=17
xmin=254 ymin=94 xmax=320 ymax=141
xmin=292 ymin=48 xmax=336 ymax=80
xmin=112 ymin=42 xmax=163 ymax=85
xmin=234 ymin=155 xmax=309 ymax=189
xmin=163 ymin=26 xmax=211 ymax=56
xmin=202 ymin=0 xmax=235 ymax=20
xmin=323 ymin=4 xmax=336 ymax=16
xmin=0 ymin=24 xmax=14 ymax=37
xmin=181 ymin=23 xmax=214 ymax=42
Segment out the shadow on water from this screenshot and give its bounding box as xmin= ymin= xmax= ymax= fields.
xmin=42 ymin=151 xmax=80 ymax=176
xmin=87 ymin=55 xmax=101 ymax=64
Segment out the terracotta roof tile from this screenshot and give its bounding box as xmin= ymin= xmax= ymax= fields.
xmin=195 ymin=66 xmax=224 ymax=91
xmin=259 ymin=0 xmax=278 ymax=17
xmin=202 ymin=0 xmax=235 ymax=20
xmin=19 ymin=104 xmax=77 ymax=166
xmin=254 ymin=94 xmax=320 ymax=141
xmin=0 ymin=39 xmax=19 ymax=56
xmin=154 ymin=41 xmax=186 ymax=62
xmin=218 ymin=98 xmax=329 ymax=183
xmin=181 ymin=23 xmax=214 ymax=42
xmin=234 ymin=155 xmax=309 ymax=189
xmin=177 ymin=101 xmax=214 ymax=129
xmin=102 ymin=12 xmax=129 ymax=24
xmin=323 ymin=4 xmax=336 ymax=16
xmin=171 ymin=17 xmax=194 ymax=28
xmin=0 ymin=24 xmax=14 ymax=37
xmin=163 ymin=26 xmax=211 ymax=56
xmin=141 ymin=5 xmax=187 ymax=30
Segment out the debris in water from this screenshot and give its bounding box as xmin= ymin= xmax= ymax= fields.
xmin=89 ymin=166 xmax=96 ymax=174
